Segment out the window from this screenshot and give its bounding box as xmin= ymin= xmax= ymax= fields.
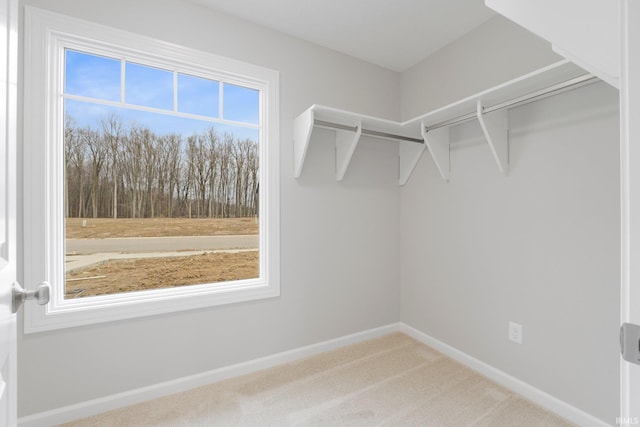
xmin=63 ymin=50 xmax=262 ymax=298
xmin=23 ymin=7 xmax=280 ymax=332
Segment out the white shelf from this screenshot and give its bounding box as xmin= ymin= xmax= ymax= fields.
xmin=293 ymin=59 xmax=594 ymax=184
xmin=293 ymin=104 xmax=424 ymax=183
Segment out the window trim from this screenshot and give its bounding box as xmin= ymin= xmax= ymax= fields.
xmin=23 ymin=6 xmax=280 ymax=333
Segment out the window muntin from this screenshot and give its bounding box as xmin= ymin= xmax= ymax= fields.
xmin=62 ymin=50 xmax=260 ymax=126
xmin=23 ymin=6 xmax=280 ymax=332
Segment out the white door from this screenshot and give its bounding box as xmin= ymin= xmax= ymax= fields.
xmin=0 ymin=0 xmax=18 ymax=424
xmin=621 ymin=0 xmax=640 ymax=423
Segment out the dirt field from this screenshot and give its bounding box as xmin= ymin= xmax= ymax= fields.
xmin=65 ymin=217 xmax=259 ymax=298
xmin=65 ymin=251 xmax=259 ymax=298
xmin=66 ymin=217 xmax=258 ymax=238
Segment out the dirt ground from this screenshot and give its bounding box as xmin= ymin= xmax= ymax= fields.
xmin=66 ymin=217 xmax=258 ymax=238
xmin=65 ymin=217 xmax=259 ymax=298
xmin=65 ymin=251 xmax=259 ymax=298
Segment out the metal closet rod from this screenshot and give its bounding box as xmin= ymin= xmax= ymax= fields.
xmin=425 ymin=73 xmax=599 ymax=132
xmin=313 ymin=119 xmax=424 ymax=143
xmin=314 ymin=73 xmax=599 ymax=144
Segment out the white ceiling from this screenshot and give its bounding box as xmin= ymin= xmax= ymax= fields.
xmin=189 ymin=0 xmax=496 ymax=72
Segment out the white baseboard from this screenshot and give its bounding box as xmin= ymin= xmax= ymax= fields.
xmin=18 ymin=323 xmax=400 ymax=427
xmin=398 ymin=323 xmax=610 ymax=427
xmin=19 ymin=322 xmax=609 ymax=427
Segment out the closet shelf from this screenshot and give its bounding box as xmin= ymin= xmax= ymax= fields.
xmin=293 ymin=59 xmax=597 ymax=185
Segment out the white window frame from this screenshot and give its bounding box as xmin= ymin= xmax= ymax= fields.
xmin=23 ymin=7 xmax=280 ymax=333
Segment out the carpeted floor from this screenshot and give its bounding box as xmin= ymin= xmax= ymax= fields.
xmin=60 ymin=333 xmax=574 ymax=426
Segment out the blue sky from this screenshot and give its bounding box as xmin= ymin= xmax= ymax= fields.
xmin=64 ymin=49 xmax=259 ymax=141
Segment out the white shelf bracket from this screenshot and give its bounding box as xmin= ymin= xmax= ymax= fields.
xmin=476 ymin=100 xmax=509 ymax=175
xmin=421 ymin=121 xmax=450 ymax=181
xmin=293 ymin=107 xmax=314 ymax=178
xmin=335 ymin=120 xmax=361 ymax=181
xmin=399 ymin=140 xmax=426 ymax=186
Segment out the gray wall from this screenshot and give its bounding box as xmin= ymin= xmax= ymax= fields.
xmin=17 ymin=0 xmax=401 ymax=416
xmin=399 ymin=21 xmax=620 ymax=422
xmin=401 ymin=15 xmax=562 ymax=120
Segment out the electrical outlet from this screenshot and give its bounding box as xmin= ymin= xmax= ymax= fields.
xmin=509 ymin=321 xmax=522 ymax=344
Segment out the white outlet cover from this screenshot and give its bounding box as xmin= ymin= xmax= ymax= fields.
xmin=509 ymin=321 xmax=523 ymax=344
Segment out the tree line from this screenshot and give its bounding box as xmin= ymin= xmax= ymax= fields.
xmin=65 ymin=114 xmax=259 ymax=219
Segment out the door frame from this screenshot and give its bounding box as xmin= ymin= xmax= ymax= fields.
xmin=620 ymin=0 xmax=640 ymax=423
xmin=0 ymin=0 xmax=19 ymax=424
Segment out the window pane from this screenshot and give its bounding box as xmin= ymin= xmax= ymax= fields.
xmin=64 ymin=99 xmax=259 ymax=299
xmin=177 ymin=73 xmax=219 ymax=117
xmin=223 ymin=83 xmax=259 ymax=125
xmin=65 ymin=49 xmax=120 ymax=101
xmin=125 ymin=62 xmax=173 ymax=110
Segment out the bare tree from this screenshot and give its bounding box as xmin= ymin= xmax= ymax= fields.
xmin=232 ymin=138 xmax=259 ymax=217
xmin=121 ymin=127 xmax=144 ymax=218
xmin=64 ymin=115 xmax=77 ymax=218
xmin=186 ymin=133 xmax=212 ymax=218
xmin=217 ymin=134 xmax=234 ymax=218
xmin=64 ymin=115 xmax=260 ymax=220
xmin=164 ymin=134 xmax=182 ymax=217
xmin=140 ymin=128 xmax=157 ymax=217
xmin=247 ymin=141 xmax=259 ymax=216
xmin=82 ymin=127 xmax=106 ymax=218
xmin=100 ymin=113 xmax=125 ymax=219
xmin=156 ymin=134 xmax=181 ymax=217
xmin=205 ymin=127 xmax=219 ymax=217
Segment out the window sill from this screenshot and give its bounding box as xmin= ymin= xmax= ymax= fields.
xmin=24 ymin=278 xmax=279 ymax=333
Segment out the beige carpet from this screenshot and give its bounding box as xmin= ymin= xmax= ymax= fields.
xmin=60 ymin=333 xmax=574 ymax=426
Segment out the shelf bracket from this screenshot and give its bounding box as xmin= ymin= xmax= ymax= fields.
xmin=335 ymin=120 xmax=361 ymax=181
xmin=477 ymin=99 xmax=509 ymax=175
xmin=399 ymin=141 xmax=426 ymax=186
xmin=422 ymin=121 xmax=450 ymax=181
xmin=293 ymin=107 xmax=314 ymax=178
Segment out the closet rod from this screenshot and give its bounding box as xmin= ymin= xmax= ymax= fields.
xmin=424 ymin=73 xmax=599 ymax=132
xmin=314 ymin=119 xmax=424 ymax=144
xmin=314 ymin=73 xmax=599 ymax=143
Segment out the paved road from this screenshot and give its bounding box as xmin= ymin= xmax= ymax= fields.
xmin=66 ymin=235 xmax=258 ymax=254
xmin=66 ymin=249 xmax=257 ymax=272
